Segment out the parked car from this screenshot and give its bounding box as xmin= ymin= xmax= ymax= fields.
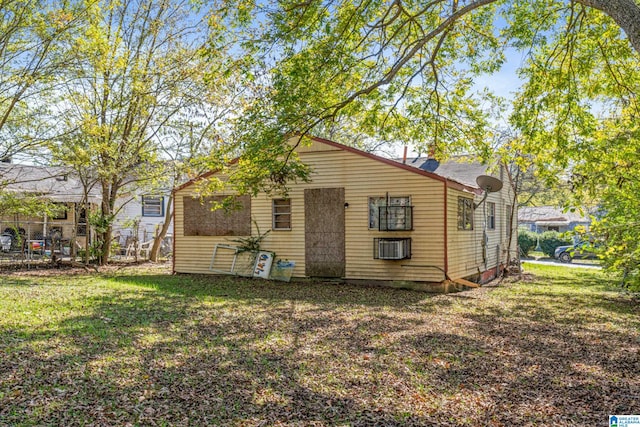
xmin=0 ymin=233 xmax=11 ymax=252
xmin=554 ymin=241 xmax=599 ymax=263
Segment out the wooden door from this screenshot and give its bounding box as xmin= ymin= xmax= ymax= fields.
xmin=304 ymin=187 xmax=345 ymax=277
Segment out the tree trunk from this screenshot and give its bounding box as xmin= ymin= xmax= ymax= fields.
xmin=100 ymin=226 xmax=112 ymax=266
xmin=100 ymin=183 xmax=113 ymax=266
xmin=149 ymin=194 xmax=173 ymax=262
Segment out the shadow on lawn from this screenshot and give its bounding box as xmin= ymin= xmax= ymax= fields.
xmin=108 ymin=273 xmax=438 ymax=309
xmin=2 ymin=271 xmax=638 ymax=425
xmin=455 ymin=312 xmax=638 ymax=423
xmin=0 ymin=276 xmax=447 ymax=426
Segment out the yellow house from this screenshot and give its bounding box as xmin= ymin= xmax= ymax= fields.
xmin=172 ymin=137 xmax=517 ymax=284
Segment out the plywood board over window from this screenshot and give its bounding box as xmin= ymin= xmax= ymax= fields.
xmin=183 ymin=195 xmax=251 ymax=236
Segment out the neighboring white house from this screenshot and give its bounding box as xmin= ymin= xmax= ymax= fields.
xmin=112 ymin=191 xmax=173 ymax=249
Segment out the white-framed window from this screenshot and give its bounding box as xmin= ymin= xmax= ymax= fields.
xmin=272 ymin=199 xmax=291 ymax=230
xmin=142 ymin=196 xmax=164 ymax=217
xmin=457 ymin=197 xmax=474 ymax=231
xmin=487 ymin=202 xmax=496 ymax=230
xmin=368 ymin=196 xmax=412 ymax=231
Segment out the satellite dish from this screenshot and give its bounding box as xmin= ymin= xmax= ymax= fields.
xmin=476 ymin=175 xmax=503 ymax=193
xmin=473 ymin=175 xmax=503 ymax=210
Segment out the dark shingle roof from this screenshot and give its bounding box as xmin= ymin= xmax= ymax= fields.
xmin=399 ymin=156 xmax=496 ymax=189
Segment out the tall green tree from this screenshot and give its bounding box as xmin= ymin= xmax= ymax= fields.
xmin=568 ymin=112 xmax=640 ymax=289
xmin=146 ymin=67 xmax=245 ymax=262
xmin=0 ymin=0 xmax=86 ymax=162
xmin=209 ymin=0 xmax=639 ymax=155
xmin=51 ymin=0 xmax=212 ymax=264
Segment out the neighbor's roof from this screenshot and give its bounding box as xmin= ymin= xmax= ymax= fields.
xmin=518 ymin=206 xmax=590 ymax=224
xmin=0 ymin=163 xmax=102 ymax=204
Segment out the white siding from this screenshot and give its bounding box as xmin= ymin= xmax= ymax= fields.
xmin=113 ymin=195 xmax=173 ymax=246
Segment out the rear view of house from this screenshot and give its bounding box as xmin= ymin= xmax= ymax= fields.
xmin=172 ymin=137 xmax=517 ymax=284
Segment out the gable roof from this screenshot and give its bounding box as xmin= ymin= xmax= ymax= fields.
xmin=0 ymin=163 xmax=102 ymax=204
xmin=174 ymin=136 xmax=483 ymax=194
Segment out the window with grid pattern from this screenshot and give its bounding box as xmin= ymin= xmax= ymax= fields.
xmin=487 ymin=202 xmax=496 ymax=230
xmin=142 ymin=196 xmax=164 ymax=217
xmin=457 ymin=197 xmax=474 ymax=231
xmin=272 ymin=199 xmax=291 ymax=230
xmin=369 ymin=196 xmax=412 ymax=230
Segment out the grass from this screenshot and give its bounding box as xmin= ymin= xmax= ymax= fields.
xmin=0 ymin=264 xmax=638 ymax=426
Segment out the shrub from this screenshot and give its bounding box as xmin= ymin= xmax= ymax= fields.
xmin=539 ymin=231 xmax=572 ymax=257
xmin=518 ymin=229 xmax=538 ymax=257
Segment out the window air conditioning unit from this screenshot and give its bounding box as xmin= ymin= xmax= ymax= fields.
xmin=376 ymin=238 xmax=410 ymax=260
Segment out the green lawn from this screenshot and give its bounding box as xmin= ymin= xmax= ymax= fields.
xmin=0 ymin=265 xmax=638 ymax=426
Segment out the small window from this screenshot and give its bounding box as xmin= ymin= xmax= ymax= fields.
xmin=142 ymin=196 xmax=164 ymax=217
xmin=77 ymin=206 xmax=87 ymax=236
xmin=369 ymin=196 xmax=412 ymax=230
xmin=487 ymin=202 xmax=495 ymax=230
xmin=272 ymin=199 xmax=291 ymax=230
xmin=457 ymin=197 xmax=474 ymax=231
xmin=369 ymin=197 xmax=385 ymax=229
xmin=506 ymin=205 xmax=512 ymax=237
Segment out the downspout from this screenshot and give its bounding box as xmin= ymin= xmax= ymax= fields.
xmin=443 ymin=179 xmax=449 ymax=278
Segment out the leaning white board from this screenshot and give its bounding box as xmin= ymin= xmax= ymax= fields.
xmin=253 ymin=251 xmax=274 ymax=278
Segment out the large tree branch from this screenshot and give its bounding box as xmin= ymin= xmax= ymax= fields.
xmin=327 ymin=0 xmax=496 ymax=115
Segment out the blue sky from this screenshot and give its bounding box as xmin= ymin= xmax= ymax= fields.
xmin=474 ymin=47 xmax=526 ymax=100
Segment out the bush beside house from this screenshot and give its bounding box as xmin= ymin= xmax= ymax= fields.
xmin=539 ymin=231 xmax=573 ymax=257
xmin=518 ymin=229 xmax=574 ymax=258
xmin=518 ymin=229 xmax=537 ymax=257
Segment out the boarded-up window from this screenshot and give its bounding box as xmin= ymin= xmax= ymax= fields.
xmin=183 ymin=195 xmax=251 ymax=236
